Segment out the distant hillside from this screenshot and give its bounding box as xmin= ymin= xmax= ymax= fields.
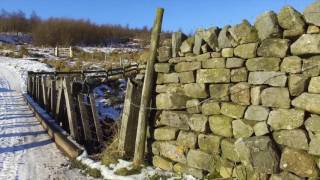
xmin=0 ymin=10 xmax=170 ymax=47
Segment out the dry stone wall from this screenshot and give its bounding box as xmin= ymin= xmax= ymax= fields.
xmin=152 ymin=2 xmax=320 ymax=179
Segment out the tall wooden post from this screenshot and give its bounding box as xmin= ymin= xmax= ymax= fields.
xmin=133 ymin=8 xmax=164 ymax=165
xmin=63 ymin=77 xmax=79 ymax=140
xmin=89 ymin=93 xmax=104 ymax=143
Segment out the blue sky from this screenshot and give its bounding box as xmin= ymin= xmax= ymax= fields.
xmin=0 ymin=0 xmax=316 ymax=33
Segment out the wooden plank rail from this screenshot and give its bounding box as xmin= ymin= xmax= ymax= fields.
xmin=25 ymin=64 xmax=142 ymax=152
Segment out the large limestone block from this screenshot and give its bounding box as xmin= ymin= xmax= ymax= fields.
xmin=280 ymin=56 xmax=302 ymax=73
xmin=292 ymin=93 xmax=320 ymax=114
xmin=308 ymin=76 xmax=320 ymax=93
xmin=201 ymin=101 xmax=220 ymax=115
xmin=221 ymin=102 xmax=247 ymax=119
xmin=159 ymin=142 xmax=187 ymax=164
xmin=221 ymin=139 xmax=240 ymax=162
xmin=178 ymin=71 xmax=195 ymax=84
xmin=180 ymin=37 xmax=195 ymax=54
xmin=183 ymin=83 xmax=208 ymax=98
xmin=273 ymin=129 xmax=309 ymax=150
xmin=304 ymin=1 xmax=320 ymax=26
xmin=307 ymin=25 xmax=320 ymax=34
xmin=280 ymin=148 xmax=319 ymax=177
xmin=269 ymin=171 xmax=304 ymax=180
xmin=202 ymin=27 xmax=220 ymax=51
xmin=278 ymin=6 xmax=305 ymax=38
xmin=158 ymin=46 xmax=172 ymax=62
xmin=188 ymin=114 xmax=207 ymax=132
xmin=226 ymin=57 xmax=245 ymax=68
xmin=202 ymin=58 xmax=225 ymax=69
xmin=305 ymin=114 xmax=320 ymax=135
xmin=187 ymin=149 xmax=213 ymax=171
xmin=209 ymin=84 xmax=230 ymax=101
xmin=196 ymin=69 xmax=230 ymax=83
xmin=291 ymin=34 xmax=320 ymax=55
xmin=288 ymin=74 xmax=308 ymax=96
xmin=245 ymin=105 xmax=269 ymax=121
xmin=250 ymin=86 xmax=266 ymax=105
xmin=173 ymin=163 xmax=203 ymax=179
xmin=186 ymin=99 xmax=201 ymax=114
xmin=235 ymin=136 xmax=280 ymax=174
xmin=172 ymin=31 xmax=187 ymax=57
xmin=153 ymin=155 xmax=174 ymax=171
xmin=221 ymin=48 xmax=234 ymax=58
xmin=267 ymin=108 xmax=305 ymax=130
xmin=228 ymin=20 xmax=259 ymax=44
xmin=254 ymin=11 xmax=281 ymax=40
xmin=177 ymin=131 xmax=197 ymax=149
xmin=156 ymin=84 xmax=184 ymax=94
xmin=248 ymin=71 xmax=287 ymax=87
xmin=154 ymin=127 xmax=178 ymax=141
xmin=234 ymin=42 xmax=258 ymax=59
xmin=246 ymin=57 xmax=281 ymax=71
xmin=158 ymin=111 xmax=190 ymax=130
xmin=154 ymin=63 xmax=171 ymax=73
xmin=309 ymin=134 xmax=320 ymax=156
xmin=209 ymin=115 xmax=233 ymax=137
xmin=193 ymin=28 xmax=205 ymax=55
xmin=232 ymin=119 xmax=254 ymax=138
xmin=232 ymin=165 xmax=269 ymax=180
xmin=175 ymin=62 xmax=201 ymax=72
xmin=198 ymin=134 xmax=221 ymax=154
xmin=230 ymin=82 xmax=250 ymax=105
xmin=302 ymin=56 xmax=320 ymax=77
xmin=261 ymin=88 xmax=290 ymax=108
xmin=218 ymin=25 xmax=237 ymax=48
xmin=156 ymin=93 xmax=189 ymax=110
xmin=253 ymin=121 xmax=269 ymax=136
xmin=257 ymin=38 xmax=289 ymax=58
xmin=157 ymin=73 xmax=179 ymax=84
xmin=231 ymin=67 xmax=248 ymax=82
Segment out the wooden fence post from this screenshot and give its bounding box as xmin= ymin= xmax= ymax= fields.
xmin=63 ymin=77 xmax=79 ymax=140
xmin=118 ymin=79 xmax=141 ymax=157
xmin=78 ymin=93 xmax=93 ymax=143
xmin=41 ymin=76 xmax=48 ymax=110
xmin=55 ymin=79 xmax=63 ymax=119
xmin=89 ymin=93 xmax=104 ymax=143
xmin=51 ymin=76 xmax=57 ymax=115
xmin=133 ymin=8 xmax=164 ymax=165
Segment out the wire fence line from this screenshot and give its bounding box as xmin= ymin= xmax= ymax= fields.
xmin=126 ymin=63 xmax=320 ymax=111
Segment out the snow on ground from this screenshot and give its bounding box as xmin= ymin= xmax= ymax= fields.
xmin=0 ymin=33 xmax=32 ymax=45
xmin=0 ymin=57 xmax=98 ymax=179
xmin=94 ymin=79 xmax=127 ymax=121
xmin=77 ymin=152 xmax=196 ymax=180
xmin=0 ymin=57 xmax=53 ymax=93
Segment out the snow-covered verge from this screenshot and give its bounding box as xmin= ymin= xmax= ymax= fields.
xmin=0 ymin=57 xmax=54 ymax=92
xmin=77 ymin=152 xmax=196 ymax=180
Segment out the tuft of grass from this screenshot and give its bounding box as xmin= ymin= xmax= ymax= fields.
xmin=114 ymin=165 xmax=142 ymax=176
xmin=71 ymin=159 xmax=102 ymax=178
xmin=100 ymin=122 xmax=122 ymax=166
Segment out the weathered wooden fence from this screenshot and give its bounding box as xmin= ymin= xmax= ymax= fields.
xmin=26 ymin=64 xmax=139 ymax=151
